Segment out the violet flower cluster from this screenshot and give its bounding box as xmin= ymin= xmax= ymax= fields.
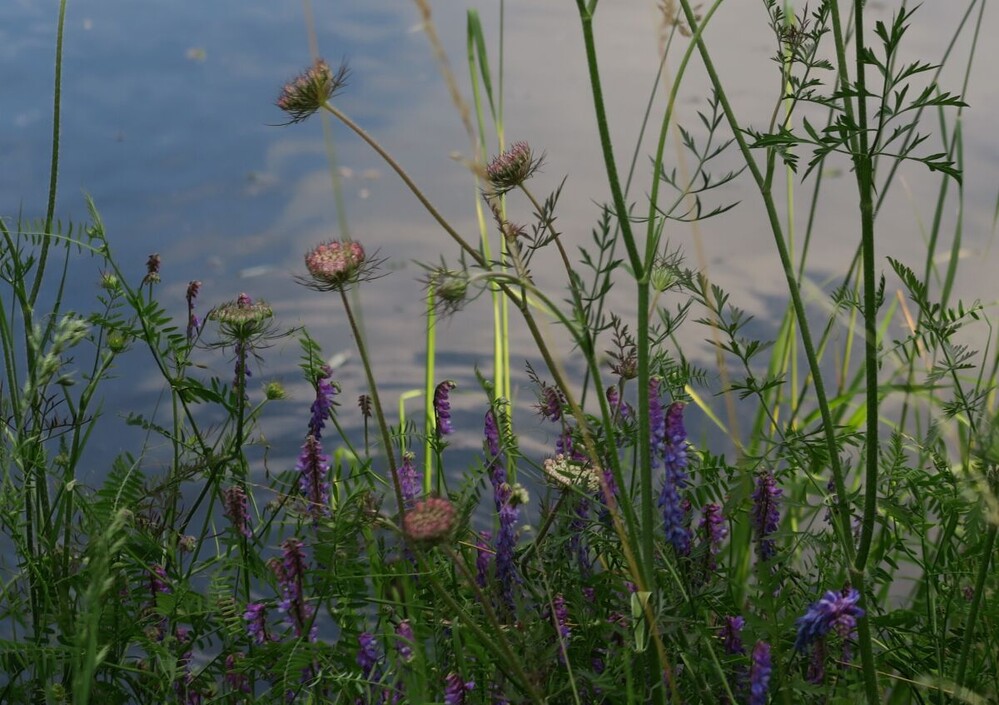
xmin=443 ymin=672 xmax=475 ymax=705
xmin=751 ymin=470 xmax=783 ymax=562
xmin=657 ymin=397 xmax=691 ymax=555
xmin=297 ymin=435 xmax=331 ymax=521
xmin=794 ymin=587 xmax=864 ymax=653
xmin=308 ymin=365 xmax=338 ymax=439
xmin=719 ymin=615 xmax=746 ymax=655
xmin=244 ymin=602 xmax=271 ymax=645
xmin=748 ymin=641 xmax=772 ymax=705
xmin=185 ymin=280 xmax=201 ymax=343
xmin=398 ymin=451 xmax=422 ymax=509
xmin=699 ymin=503 xmax=727 ymax=571
xmin=484 ymin=409 xmax=519 ymax=612
xmin=222 ymin=485 xmax=252 ymax=538
xmin=273 ymin=538 xmax=316 ymax=641
xmin=434 ymin=380 xmax=456 ymax=437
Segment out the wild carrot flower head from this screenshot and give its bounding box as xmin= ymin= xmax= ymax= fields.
xmin=276 ymin=58 xmax=348 ymax=124
xmin=422 ymin=262 xmax=471 ymax=317
xmin=302 ymin=239 xmax=368 ymax=290
xmin=403 ymin=496 xmax=457 ymax=544
xmin=433 ymin=380 xmax=456 ymax=437
xmin=209 ymin=293 xmax=274 ymax=340
xmin=485 ymin=141 xmax=543 ymax=194
xmin=542 ymin=454 xmax=602 ymax=493
xmin=794 ymin=587 xmax=864 ymax=652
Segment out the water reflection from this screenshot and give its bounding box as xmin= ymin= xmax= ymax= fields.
xmin=2 ymin=0 xmax=997 ymax=484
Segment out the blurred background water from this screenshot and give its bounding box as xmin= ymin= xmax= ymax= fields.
xmin=2 ymin=0 xmax=997 ymax=494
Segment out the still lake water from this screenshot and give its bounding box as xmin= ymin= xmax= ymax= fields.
xmin=2 ymin=0 xmax=998 ymax=490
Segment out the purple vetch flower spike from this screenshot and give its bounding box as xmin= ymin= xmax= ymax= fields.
xmin=719 ymin=615 xmax=746 ymax=655
xmin=536 ymin=384 xmax=564 ymax=422
xmin=357 ymin=632 xmax=382 ymax=678
xmin=606 ymin=385 xmax=633 ymax=422
xmin=649 ymin=378 xmax=666 ymax=465
xmin=143 ymin=253 xmax=161 ymax=285
xmin=394 ymin=620 xmax=414 ymax=663
xmin=297 ymin=435 xmax=331 ymax=520
xmin=243 ymin=602 xmax=270 ymax=645
xmin=434 ymin=380 xmax=456 ymax=437
xmin=748 ymin=641 xmax=772 ymax=705
xmin=658 ymin=401 xmax=691 ymax=555
xmin=751 ymin=471 xmax=783 ymax=562
xmin=308 ymin=365 xmax=337 ymax=438
xmin=149 ymin=563 xmax=171 ymax=596
xmin=551 ymin=593 xmax=571 ymax=662
xmin=274 ymin=538 xmax=316 ymax=640
xmin=699 ymin=503 xmax=727 ymax=571
xmin=224 ymin=653 xmax=251 ymax=694
xmin=484 ymin=409 xmax=502 ymax=462
xmin=794 ymin=587 xmax=864 ymax=653
xmin=475 ymin=532 xmax=492 ymax=587
xmin=443 ymin=672 xmax=475 ymax=705
xmin=398 ymin=451 xmax=422 ymax=509
xmin=223 ymin=485 xmax=252 ymax=538
xmin=185 ymin=280 xmax=202 ymax=343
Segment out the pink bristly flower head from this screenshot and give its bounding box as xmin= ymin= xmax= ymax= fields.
xmin=276 ymin=58 xmax=349 ymax=125
xmin=485 ymin=141 xmax=543 ymax=194
xmin=302 ymin=239 xmax=369 ymax=290
xmin=403 ymin=496 xmax=457 ymax=545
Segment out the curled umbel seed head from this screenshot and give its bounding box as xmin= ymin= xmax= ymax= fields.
xmin=276 ymin=58 xmax=349 ymax=125
xmin=210 ymin=294 xmax=274 ymax=340
xmin=485 ymin=141 xmax=543 ymax=195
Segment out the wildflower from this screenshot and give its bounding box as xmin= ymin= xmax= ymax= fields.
xmin=224 ymin=653 xmax=251 ymax=694
xmin=398 ymin=451 xmax=422 ymax=508
xmin=210 ymin=293 xmax=273 ymax=333
xmin=185 ymin=280 xmax=202 ymax=343
xmin=719 ymin=615 xmax=746 ymax=655
xmin=149 ymin=563 xmax=170 ymax=596
xmin=536 ymin=384 xmax=564 ymax=422
xmin=485 ymin=141 xmax=543 ymax=194
xmin=495 ymin=484 xmax=520 ymax=612
xmin=423 ymin=264 xmax=471 ymax=317
xmin=273 ymin=538 xmax=316 ymax=640
xmin=276 ymin=58 xmax=348 ymax=124
xmin=297 ymin=435 xmax=331 ymax=520
xmin=751 ymin=471 xmax=783 ymax=562
xmin=606 ymin=385 xmax=633 ymax=421
xmin=551 ymin=593 xmax=571 ymax=646
xmin=358 ymin=394 xmax=372 ymax=419
xmin=748 ymin=641 xmax=772 ymax=705
xmin=403 ymin=496 xmax=457 ymax=544
xmin=794 ymin=587 xmax=864 ymax=653
xmin=433 ymin=380 xmax=456 ymax=437
xmin=99 ymin=270 xmax=120 ymax=291
xmin=143 ymin=253 xmax=161 ymax=285
xmin=357 ymin=632 xmax=382 ymax=678
xmin=699 ymin=503 xmax=727 ymax=571
xmin=658 ymin=400 xmax=691 ymax=555
xmin=309 ymin=365 xmax=338 ymax=438
xmin=443 ymin=672 xmax=475 ymax=705
xmin=222 ymin=485 xmax=252 ymax=538
xmin=484 ymin=408 xmax=502 ymax=461
xmin=542 ymin=454 xmax=601 ymax=493
xmin=475 ymin=532 xmax=492 ymax=587
xmin=394 ymin=620 xmax=415 ymax=663
xmin=302 ymin=239 xmax=367 ymax=290
xmin=243 ymin=602 xmax=271 ymax=644
xmin=264 ymin=381 xmax=286 ymax=400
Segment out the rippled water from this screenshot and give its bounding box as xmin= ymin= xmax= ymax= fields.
xmin=2 ymin=0 xmax=997 ymax=485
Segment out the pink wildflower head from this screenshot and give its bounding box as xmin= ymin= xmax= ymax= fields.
xmin=484 ymin=141 xmax=543 ymax=194
xmin=301 ymin=239 xmax=373 ymax=291
xmin=403 ymin=496 xmax=457 ymax=545
xmin=276 ymin=58 xmax=349 ymax=125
